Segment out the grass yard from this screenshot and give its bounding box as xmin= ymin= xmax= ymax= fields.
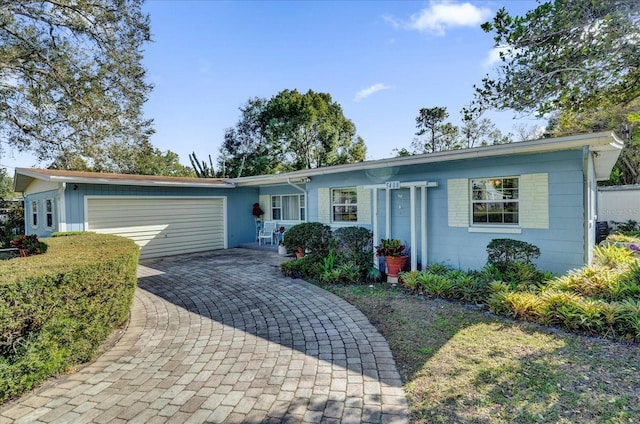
xmin=328 ymin=284 xmax=640 ymax=424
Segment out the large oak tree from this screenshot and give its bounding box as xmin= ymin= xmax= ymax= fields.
xmin=218 ymin=90 xmax=366 ymax=178
xmin=476 ymin=0 xmax=640 ymax=115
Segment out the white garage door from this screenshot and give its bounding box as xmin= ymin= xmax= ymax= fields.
xmin=86 ymin=196 xmax=226 ymax=259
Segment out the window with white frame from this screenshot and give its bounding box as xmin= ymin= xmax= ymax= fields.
xmin=271 ymin=194 xmax=305 ymax=221
xmin=45 ymin=199 xmax=54 ymax=228
xmin=31 ymin=200 xmax=38 ymax=228
xmin=471 ymin=177 xmax=519 ymax=225
xmin=332 ymin=187 xmax=357 ymax=222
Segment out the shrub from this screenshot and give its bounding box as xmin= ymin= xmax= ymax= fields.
xmin=0 ymin=233 xmax=139 ymax=403
xmin=10 ymin=234 xmax=48 ymax=255
xmin=448 ymin=272 xmax=489 ymax=303
xmin=593 ymin=244 xmax=637 ymax=269
xmin=399 ymin=270 xmax=421 ymax=291
xmin=283 ymin=222 xmax=332 ymax=258
xmin=614 ymin=299 xmax=640 ymax=340
xmin=334 ymin=226 xmax=373 ymax=278
xmin=486 ymin=238 xmax=540 ymax=272
xmin=280 ymin=255 xmax=316 ymax=279
xmin=612 ymin=220 xmax=640 ymax=237
xmin=418 ymin=273 xmax=453 ymax=298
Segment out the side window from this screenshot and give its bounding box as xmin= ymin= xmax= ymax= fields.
xmin=271 ymin=194 xmax=305 ymax=221
xmin=31 ymin=200 xmax=38 ymax=228
xmin=471 ymin=177 xmax=519 ymax=225
xmin=332 ymin=187 xmax=357 ymax=222
xmin=45 ymin=199 xmax=54 ymax=228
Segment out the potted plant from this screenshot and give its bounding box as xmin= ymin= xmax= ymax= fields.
xmin=375 ymin=238 xmax=408 ymax=280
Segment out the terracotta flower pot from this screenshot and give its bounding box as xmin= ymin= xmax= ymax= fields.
xmin=384 ymin=255 xmax=408 ymax=277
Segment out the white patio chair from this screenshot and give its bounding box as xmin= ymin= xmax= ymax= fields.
xmin=258 ymin=221 xmax=277 ymax=245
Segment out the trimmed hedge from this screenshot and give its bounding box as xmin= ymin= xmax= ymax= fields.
xmin=0 ymin=233 xmax=139 ymax=404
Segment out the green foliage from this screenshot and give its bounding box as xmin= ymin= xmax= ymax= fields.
xmin=476 ymin=0 xmax=640 ymax=115
xmin=280 ymin=256 xmax=315 ymax=280
xmin=417 ymin=273 xmax=453 ymax=298
xmin=613 ymin=220 xmax=640 ymax=237
xmin=486 ymin=238 xmax=541 ymax=272
xmin=1 ymin=0 xmax=153 ymax=163
xmin=282 ymin=222 xmax=332 ymax=258
xmin=218 ymin=90 xmax=367 ymax=177
xmin=426 ymin=263 xmax=452 ymax=276
xmin=333 ymin=226 xmax=373 ymax=278
xmin=399 ymin=271 xmax=420 ymax=291
xmin=412 ymin=106 xmax=462 ymax=153
xmin=374 ymin=239 xmax=406 ymax=257
xmin=281 ymin=226 xmax=372 ymax=284
xmin=189 ymin=152 xmax=217 ymax=178
xmin=593 ymin=244 xmax=637 ymax=269
xmin=0 ymin=233 xmax=139 ymax=403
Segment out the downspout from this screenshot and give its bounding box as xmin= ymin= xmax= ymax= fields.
xmin=287 ymin=178 xmax=308 ymax=222
xmin=582 ymin=146 xmax=591 ymax=265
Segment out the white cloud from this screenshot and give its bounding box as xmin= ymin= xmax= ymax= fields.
xmin=402 ymin=1 xmax=492 ymax=36
xmin=354 ymin=83 xmax=391 ymax=102
xmin=483 ymin=45 xmax=518 ymax=68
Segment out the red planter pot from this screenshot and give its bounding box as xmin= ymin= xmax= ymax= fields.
xmin=384 ymin=255 xmax=408 ymax=277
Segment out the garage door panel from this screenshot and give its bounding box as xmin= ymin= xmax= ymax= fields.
xmin=87 ymin=197 xmax=225 ymax=259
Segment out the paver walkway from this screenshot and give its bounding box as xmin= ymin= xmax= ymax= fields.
xmin=1 ymin=249 xmax=409 ymax=423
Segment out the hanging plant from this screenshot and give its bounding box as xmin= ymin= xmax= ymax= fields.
xmin=252 ymin=202 xmax=264 ymax=217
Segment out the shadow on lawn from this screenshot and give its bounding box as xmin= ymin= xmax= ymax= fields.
xmin=344 ymin=288 xmax=640 ymax=423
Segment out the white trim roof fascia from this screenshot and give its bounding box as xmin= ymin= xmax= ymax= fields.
xmin=13 ymin=168 xmax=235 ymax=193
xmin=231 ymin=131 xmax=624 ymax=187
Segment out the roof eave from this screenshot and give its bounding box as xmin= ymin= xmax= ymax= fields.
xmin=12 ymin=168 xmax=235 ymax=192
xmin=232 ymin=131 xmax=624 ymax=186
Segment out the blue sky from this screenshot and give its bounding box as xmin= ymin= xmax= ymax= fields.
xmin=3 ymin=0 xmax=544 ymax=173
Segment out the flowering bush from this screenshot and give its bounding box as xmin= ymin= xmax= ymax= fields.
xmin=11 ymin=234 xmax=48 ymax=255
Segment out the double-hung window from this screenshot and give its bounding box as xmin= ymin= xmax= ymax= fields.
xmin=471 ymin=177 xmax=519 ymax=225
xmin=45 ymin=199 xmax=54 ymax=229
xmin=332 ymin=188 xmax=357 ymax=222
xmin=271 ymin=194 xmax=305 ymax=221
xmin=31 ymin=200 xmax=38 ymax=228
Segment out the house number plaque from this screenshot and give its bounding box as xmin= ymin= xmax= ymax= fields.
xmin=385 ymin=181 xmax=400 ymax=189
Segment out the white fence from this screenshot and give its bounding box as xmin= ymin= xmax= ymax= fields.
xmin=597 ymin=185 xmax=640 ymax=225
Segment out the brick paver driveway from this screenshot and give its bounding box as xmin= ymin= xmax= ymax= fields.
xmin=1 ymin=249 xmax=409 ymax=423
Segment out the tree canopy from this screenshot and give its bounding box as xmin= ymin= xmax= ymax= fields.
xmin=475 ymin=0 xmax=640 ymax=116
xmin=218 ymin=90 xmax=366 ymax=177
xmin=407 ymin=106 xmax=511 ymax=155
xmin=546 ymin=100 xmax=640 ymax=184
xmin=475 ymin=0 xmax=640 ymax=183
xmin=0 ymin=0 xmax=153 ymax=161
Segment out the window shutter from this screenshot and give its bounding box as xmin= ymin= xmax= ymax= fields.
xmin=259 ymin=195 xmax=270 ymax=220
xmin=318 ymin=188 xmax=330 ymax=224
xmin=448 ymin=179 xmax=469 ymax=227
xmin=357 ymin=186 xmax=371 ymax=224
xmin=520 ymin=173 xmax=549 ymax=229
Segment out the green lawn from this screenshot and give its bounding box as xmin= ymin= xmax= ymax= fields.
xmin=328 ymin=284 xmax=640 ymax=424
